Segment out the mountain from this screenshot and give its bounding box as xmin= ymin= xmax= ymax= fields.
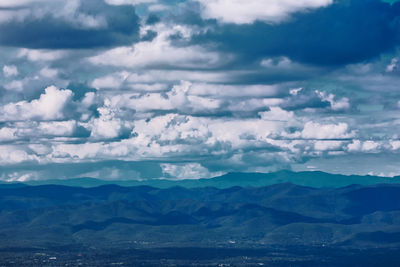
xmin=19 ymin=170 xmax=400 ymax=188
xmin=1 ymin=182 xmax=400 ymax=265
xmin=0 ymin=183 xmax=400 ymax=249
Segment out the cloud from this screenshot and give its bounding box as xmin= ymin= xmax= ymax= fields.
xmin=188 ymin=83 xmax=280 ymax=98
xmin=91 ymin=70 xmax=235 ymax=90
xmin=259 ymin=107 xmax=294 ymax=121
xmin=89 ymin=24 xmax=228 ymax=69
xmin=315 ymin=91 xmax=350 ymax=111
xmin=1 ymin=0 xmax=400 ymax=178
xmin=18 ymin=49 xmax=67 ymax=61
xmin=93 ymin=81 xmax=285 ymax=115
xmin=91 ymin=71 xmax=130 ymax=90
xmin=192 ymin=0 xmax=400 ymax=66
xmin=391 ymin=140 xmax=400 ymax=150
xmin=0 ymin=86 xmax=74 ymax=121
xmin=314 ymin=140 xmax=343 ymax=151
xmin=0 ymin=121 xmax=87 ymax=142
xmin=386 ymin=57 xmax=399 ymax=72
xmin=0 ymin=128 xmax=17 ymax=141
xmin=196 ymin=0 xmax=333 ymax=24
xmin=37 ymin=114 xmax=283 ymax=165
xmin=0 ymin=0 xmax=140 ymax=49
xmin=161 ymin=162 xmax=223 ymax=179
xmin=4 ymin=80 xmax=24 ymax=91
xmin=347 ymin=140 xmax=380 ymax=152
xmin=0 ymin=0 xmax=47 ymax=8
xmin=37 ymin=121 xmax=78 ymax=136
xmin=88 ymin=103 xmax=133 ymax=139
xmin=300 ymin=122 xmax=355 ymax=140
xmin=105 ymin=0 xmax=156 ymax=5
xmin=0 ymin=146 xmax=38 ymax=164
xmin=3 ymin=65 xmax=18 ymax=77
xmin=39 ymin=67 xmax=58 ymax=78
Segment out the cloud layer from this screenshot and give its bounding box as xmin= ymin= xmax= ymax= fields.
xmin=196 ymin=0 xmax=333 ymax=24
xmin=1 ymin=0 xmax=400 ymax=181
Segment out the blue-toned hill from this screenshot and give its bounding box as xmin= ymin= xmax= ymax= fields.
xmin=16 ymin=170 xmax=400 ymax=188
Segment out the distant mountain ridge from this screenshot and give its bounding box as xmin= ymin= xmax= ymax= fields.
xmin=0 ymin=182 xmax=400 ymax=250
xmin=8 ymin=170 xmax=400 ymax=189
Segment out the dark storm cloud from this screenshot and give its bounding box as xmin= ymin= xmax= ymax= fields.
xmin=0 ymin=0 xmax=140 ymax=49
xmin=190 ymin=0 xmax=400 ymax=66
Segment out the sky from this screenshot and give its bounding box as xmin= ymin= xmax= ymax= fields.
xmin=1 ymin=0 xmax=400 ymax=181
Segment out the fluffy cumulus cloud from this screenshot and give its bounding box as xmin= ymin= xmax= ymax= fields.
xmin=1 ymin=0 xmax=400 ymax=180
xmin=0 ymin=86 xmax=73 ymax=121
xmin=299 ymin=122 xmax=354 ymax=140
xmin=196 ymin=0 xmax=333 ymax=24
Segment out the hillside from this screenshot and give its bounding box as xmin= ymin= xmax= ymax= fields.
xmin=16 ymin=170 xmax=400 ymax=189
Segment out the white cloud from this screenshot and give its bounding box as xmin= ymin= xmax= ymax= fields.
xmin=386 ymin=58 xmax=398 ymax=73
xmin=89 ymin=25 xmax=227 ymax=68
xmin=361 ymin=141 xmax=380 ymax=152
xmin=259 ymin=107 xmax=294 ymax=121
xmin=347 ymin=140 xmax=361 ymax=152
xmin=106 ymin=81 xmax=222 ymax=113
xmin=260 ymin=57 xmax=302 ymax=69
xmin=92 ymin=70 xmax=233 ymax=88
xmin=0 ymin=127 xmax=17 ymax=141
xmin=161 ymin=163 xmax=223 ymax=179
xmin=3 ymin=65 xmax=18 ymax=77
xmin=28 ymin=144 xmax=52 ymax=155
xmin=0 ymin=9 xmax=30 ymax=23
xmin=38 ymin=121 xmax=77 ymax=136
xmin=196 ymin=0 xmax=333 ymax=24
xmin=0 ymin=146 xmax=38 ymax=164
xmin=314 ymin=140 xmax=343 ymax=151
xmin=18 ymin=49 xmax=67 ymax=61
xmin=290 ymin=87 xmax=303 ymax=96
xmin=59 ymin=0 xmax=107 ymax=29
xmin=128 ymin=83 xmax=168 ymax=91
xmin=39 ymin=67 xmax=58 ymax=78
xmin=0 ymin=0 xmax=46 ymax=8
xmin=105 ymin=0 xmax=156 ymax=5
xmin=188 ymin=83 xmax=280 ymax=98
xmin=300 ymin=122 xmax=355 ymax=139
xmin=89 ymin=117 xmax=127 ymax=139
xmin=347 ymin=140 xmax=380 ymax=152
xmin=0 ymin=86 xmax=73 ymax=121
xmin=91 ymin=71 xmax=130 ymax=90
xmin=0 ymin=121 xmax=76 ymax=141
xmin=4 ymin=80 xmax=24 ymax=91
xmin=1 ymin=171 xmax=40 ymax=182
xmin=84 ymin=98 xmax=134 ymax=139
xmin=51 ymin=142 xmax=104 ymax=161
xmin=148 ymin=4 xmax=168 ymax=11
xmin=390 ymin=140 xmax=400 ymax=150
xmin=316 ymin=90 xmax=350 ymax=111
xmin=0 ymin=0 xmax=107 ymax=29
xmin=45 ymin=113 xmax=289 ymax=162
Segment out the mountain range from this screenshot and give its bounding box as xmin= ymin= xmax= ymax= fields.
xmin=1 ymin=171 xmax=400 ymax=265
xmin=9 ymin=170 xmax=400 ymax=189
xmin=1 ymin=182 xmax=400 ymax=249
